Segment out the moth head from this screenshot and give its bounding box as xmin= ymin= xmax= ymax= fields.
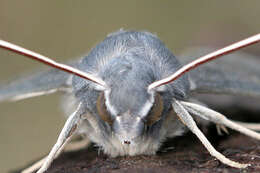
xmin=96 ymin=85 xmax=164 ymax=145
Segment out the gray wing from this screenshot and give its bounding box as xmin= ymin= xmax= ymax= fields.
xmin=179 ymin=47 xmax=260 ymax=98
xmin=0 ymin=62 xmax=78 ymax=102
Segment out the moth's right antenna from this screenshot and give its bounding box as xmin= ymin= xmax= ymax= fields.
xmin=148 ymin=33 xmax=260 ymax=91
xmin=0 ymin=40 xmax=107 ymax=89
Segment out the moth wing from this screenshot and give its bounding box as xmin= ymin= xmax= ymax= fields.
xmin=0 ymin=62 xmax=79 ymax=102
xmin=179 ymin=47 xmax=260 ymax=98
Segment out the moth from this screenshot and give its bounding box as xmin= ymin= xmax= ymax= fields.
xmin=0 ymin=30 xmax=260 ymax=173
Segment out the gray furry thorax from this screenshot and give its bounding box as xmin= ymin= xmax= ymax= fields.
xmin=73 ymin=30 xmax=190 ymax=102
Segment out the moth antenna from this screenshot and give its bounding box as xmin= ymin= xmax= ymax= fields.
xmin=0 ymin=40 xmax=107 ymax=88
xmin=148 ymin=33 xmax=260 ymax=90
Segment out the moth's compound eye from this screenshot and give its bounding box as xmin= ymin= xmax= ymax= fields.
xmin=145 ymin=93 xmax=164 ymax=126
xmin=97 ymin=92 xmax=113 ymax=125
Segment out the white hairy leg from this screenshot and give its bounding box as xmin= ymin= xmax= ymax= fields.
xmin=22 ymin=157 xmax=46 ymax=173
xmin=22 ymin=142 xmax=68 ymax=173
xmin=21 ymin=139 xmax=90 ymax=173
xmin=181 ymin=101 xmax=260 ymax=140
xmin=35 ymin=103 xmax=84 ymax=173
xmin=172 ymin=100 xmax=249 ymax=168
xmin=234 ymin=121 xmax=260 ymax=131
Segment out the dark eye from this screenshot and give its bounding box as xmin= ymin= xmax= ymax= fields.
xmin=146 ymin=93 xmax=164 ymax=126
xmin=96 ymin=92 xmax=113 ymax=125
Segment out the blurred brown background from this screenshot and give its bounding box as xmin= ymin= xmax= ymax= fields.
xmin=0 ymin=1 xmax=259 ymax=172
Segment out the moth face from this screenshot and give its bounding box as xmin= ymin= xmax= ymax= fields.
xmin=96 ymin=89 xmax=164 ymax=145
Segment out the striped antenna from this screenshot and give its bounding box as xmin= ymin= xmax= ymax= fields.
xmin=0 ymin=40 xmax=107 ymax=88
xmin=148 ymin=33 xmax=260 ymax=91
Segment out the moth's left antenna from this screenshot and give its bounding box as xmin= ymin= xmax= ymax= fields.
xmin=0 ymin=40 xmax=107 ymax=88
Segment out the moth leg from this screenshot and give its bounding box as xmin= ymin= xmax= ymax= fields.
xmin=22 ymin=157 xmax=46 ymax=173
xmin=23 ymin=141 xmax=68 ymax=173
xmin=181 ymin=101 xmax=260 ymax=140
xmin=22 ymin=139 xmax=90 ymax=173
xmin=234 ymin=121 xmax=260 ymax=131
xmin=36 ymin=103 xmax=84 ymax=173
xmin=172 ymin=100 xmax=249 ymax=168
xmin=216 ymin=124 xmax=229 ymax=135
